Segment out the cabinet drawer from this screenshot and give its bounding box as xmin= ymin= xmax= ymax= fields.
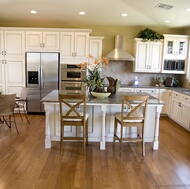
xmin=119 ymin=88 xmax=134 ymax=92
xmin=172 ymin=91 xmax=181 ymax=99
xmin=134 ymin=88 xmax=159 ymax=94
xmin=134 ymin=88 xmax=159 ymax=98
xmin=181 ymin=94 xmax=190 ymax=103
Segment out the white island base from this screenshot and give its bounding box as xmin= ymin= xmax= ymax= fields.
xmin=42 ymin=90 xmax=164 ymax=151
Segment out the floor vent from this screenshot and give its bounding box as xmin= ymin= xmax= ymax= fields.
xmin=155 ymin=3 xmax=174 ymax=10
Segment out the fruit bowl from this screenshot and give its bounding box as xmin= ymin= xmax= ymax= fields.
xmin=91 ymin=92 xmax=111 ymax=99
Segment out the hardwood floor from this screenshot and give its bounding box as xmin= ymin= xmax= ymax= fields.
xmin=0 ymin=114 xmax=190 ymax=189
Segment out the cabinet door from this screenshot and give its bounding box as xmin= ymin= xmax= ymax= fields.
xmin=89 ymin=37 xmax=104 ymax=59
xmin=0 ymin=30 xmax=3 ymax=56
xmin=134 ymin=41 xmax=149 ymax=72
xmin=42 ymin=31 xmax=60 ymax=51
xmin=148 ymin=42 xmax=162 ymax=72
xmin=0 ymin=31 xmax=4 ymax=92
xmin=4 ymin=30 xmax=25 ymax=57
xmin=170 ymin=97 xmax=180 ymax=121
xmin=164 ymin=37 xmax=175 ymax=58
xmin=159 ymin=89 xmax=167 ymax=114
xmin=175 ymin=38 xmax=188 ymax=59
xmin=180 ymin=102 xmax=190 ymax=129
xmin=60 ymin=32 xmax=75 ymax=58
xmin=26 ymin=31 xmax=43 ymax=50
xmin=74 ymin=32 xmax=89 ymax=59
xmin=4 ymin=58 xmax=25 ymax=94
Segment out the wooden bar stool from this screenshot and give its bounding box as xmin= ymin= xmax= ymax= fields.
xmin=59 ymin=94 xmax=89 ymax=155
xmin=113 ymin=95 xmax=149 ymax=156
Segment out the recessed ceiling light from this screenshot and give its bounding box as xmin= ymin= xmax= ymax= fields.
xmin=79 ymin=11 xmax=85 ymax=15
xmin=122 ymin=13 xmax=128 ymax=17
xmin=164 ymin=20 xmax=171 ymax=23
xmin=30 ymin=10 xmax=37 ymax=14
xmin=185 ymin=8 xmax=190 ymax=12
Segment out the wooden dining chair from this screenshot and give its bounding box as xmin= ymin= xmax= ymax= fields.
xmin=15 ymin=87 xmax=30 ymax=124
xmin=0 ymin=93 xmax=19 ymax=134
xmin=59 ymin=94 xmax=89 ymax=155
xmin=113 ymin=95 xmax=149 ymax=156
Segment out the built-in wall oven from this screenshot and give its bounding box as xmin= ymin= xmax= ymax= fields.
xmin=61 ymin=64 xmax=87 ymax=93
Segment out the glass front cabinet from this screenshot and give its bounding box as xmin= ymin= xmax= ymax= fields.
xmin=163 ymin=34 xmax=188 ymax=59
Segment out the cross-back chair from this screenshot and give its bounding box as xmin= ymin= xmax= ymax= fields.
xmin=113 ymin=95 xmax=149 ymax=156
xmin=0 ymin=93 xmax=19 ymax=134
xmin=59 ymin=93 xmax=89 ymax=155
xmin=15 ymin=87 xmax=30 ymax=124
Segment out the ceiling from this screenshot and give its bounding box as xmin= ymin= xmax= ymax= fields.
xmin=0 ymin=0 xmax=190 ymax=28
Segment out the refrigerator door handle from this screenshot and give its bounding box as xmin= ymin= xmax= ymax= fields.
xmin=41 ymin=65 xmax=44 ymax=88
xmin=38 ymin=66 xmax=41 ymax=88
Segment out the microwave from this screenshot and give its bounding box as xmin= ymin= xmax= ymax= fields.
xmin=163 ymin=59 xmax=185 ymax=71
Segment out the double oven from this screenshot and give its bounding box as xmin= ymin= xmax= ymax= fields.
xmin=61 ymin=64 xmax=87 ymax=93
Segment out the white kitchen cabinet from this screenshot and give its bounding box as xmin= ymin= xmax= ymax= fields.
xmin=0 ymin=30 xmax=25 ymax=94
xmin=170 ymin=91 xmax=190 ymax=130
xmin=3 ymin=58 xmax=25 ymax=94
xmin=133 ymin=38 xmax=163 ymax=73
xmin=134 ymin=88 xmax=159 ymax=98
xmin=89 ymin=36 xmax=104 ymax=59
xmin=60 ymin=31 xmax=90 ymax=62
xmin=0 ymin=31 xmax=3 ymax=92
xmin=119 ymin=88 xmax=134 ymax=92
xmin=26 ymin=31 xmax=60 ymax=51
xmin=159 ymin=89 xmax=172 ymax=114
xmin=3 ymin=30 xmax=25 ymax=58
xmin=163 ymin=34 xmax=188 ymax=60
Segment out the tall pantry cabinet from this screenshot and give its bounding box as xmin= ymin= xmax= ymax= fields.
xmin=0 ymin=30 xmax=25 ymax=94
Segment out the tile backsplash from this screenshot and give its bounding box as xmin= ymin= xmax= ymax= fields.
xmin=101 ymin=61 xmax=184 ymax=87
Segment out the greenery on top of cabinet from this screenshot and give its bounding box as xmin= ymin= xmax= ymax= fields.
xmin=137 ymin=28 xmax=164 ymax=42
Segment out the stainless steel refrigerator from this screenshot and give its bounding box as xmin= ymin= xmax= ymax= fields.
xmin=26 ymin=52 xmax=60 ymax=113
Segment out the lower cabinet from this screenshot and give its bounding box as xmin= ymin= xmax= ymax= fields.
xmin=159 ymin=89 xmax=172 ymax=114
xmin=0 ymin=58 xmax=25 ymax=95
xmin=134 ymin=88 xmax=159 ymax=98
xmin=113 ymin=87 xmax=190 ymax=131
xmin=169 ymin=91 xmax=190 ymax=130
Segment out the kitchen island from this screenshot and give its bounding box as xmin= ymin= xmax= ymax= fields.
xmin=41 ymin=90 xmax=164 ymax=150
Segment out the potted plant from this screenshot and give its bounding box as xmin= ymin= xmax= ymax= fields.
xmin=137 ymin=28 xmax=164 ymax=41
xmin=79 ymin=54 xmax=109 ymax=93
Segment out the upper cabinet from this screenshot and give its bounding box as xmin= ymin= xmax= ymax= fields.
xmin=0 ymin=29 xmax=25 ymax=93
xmin=89 ymin=36 xmax=104 ymax=59
xmin=26 ymin=31 xmax=60 ymax=51
xmin=163 ymin=34 xmax=188 ymax=60
xmin=162 ymin=34 xmax=189 ymax=74
xmin=133 ymin=38 xmax=163 ymax=73
xmin=2 ymin=30 xmax=25 ymax=58
xmin=60 ymin=31 xmax=90 ymax=63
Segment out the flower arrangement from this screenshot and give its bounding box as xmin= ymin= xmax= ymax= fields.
xmin=78 ymin=54 xmax=109 ymax=92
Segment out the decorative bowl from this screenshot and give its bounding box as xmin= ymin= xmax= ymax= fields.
xmin=91 ymin=92 xmax=111 ymax=99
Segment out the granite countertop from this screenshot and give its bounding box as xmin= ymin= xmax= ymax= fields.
xmin=41 ymin=90 xmax=164 ymax=106
xmin=120 ymin=85 xmax=190 ymax=95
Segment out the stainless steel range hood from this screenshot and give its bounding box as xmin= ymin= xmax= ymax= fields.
xmin=106 ymin=35 xmax=135 ymax=61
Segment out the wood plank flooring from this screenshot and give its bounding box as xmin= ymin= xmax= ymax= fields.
xmin=0 ymin=114 xmax=190 ymax=189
